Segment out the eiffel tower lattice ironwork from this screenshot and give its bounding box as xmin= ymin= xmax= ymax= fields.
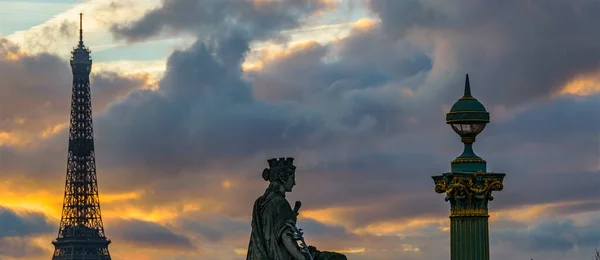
xmin=52 ymin=13 xmax=111 ymax=260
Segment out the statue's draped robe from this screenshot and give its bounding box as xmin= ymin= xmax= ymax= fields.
xmin=247 ymin=189 xmax=296 ymax=260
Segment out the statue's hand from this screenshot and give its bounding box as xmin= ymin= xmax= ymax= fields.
xmin=294 ymin=201 xmax=302 ymax=212
xmin=294 ymin=201 xmax=302 ymax=219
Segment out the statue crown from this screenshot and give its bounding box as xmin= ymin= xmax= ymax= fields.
xmin=267 ymin=157 xmax=295 ymax=169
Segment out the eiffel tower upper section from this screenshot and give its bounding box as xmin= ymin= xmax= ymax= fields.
xmin=52 ymin=13 xmax=112 ymax=260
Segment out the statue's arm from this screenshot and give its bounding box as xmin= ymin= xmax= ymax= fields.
xmin=281 ymin=226 xmax=308 ymax=260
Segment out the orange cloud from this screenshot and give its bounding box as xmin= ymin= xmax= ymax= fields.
xmin=301 ymin=206 xmax=355 ymax=226
xmin=352 ymin=18 xmax=380 ymax=30
xmin=558 ymin=71 xmax=600 ymax=97
xmin=102 ymin=197 xmax=224 ymax=223
xmin=221 ymin=180 xmax=233 ymax=189
xmin=4 ymin=51 xmax=23 ymax=61
xmin=491 ymin=200 xmax=600 ymax=224
xmin=242 ymin=61 xmax=264 ymax=71
xmin=354 ymin=217 xmax=447 ymax=237
xmin=336 ymin=247 xmax=367 ymax=253
xmin=253 ymin=0 xmax=337 ymax=9
xmin=0 ymin=132 xmax=32 ymax=146
xmin=0 ymin=183 xmax=62 ymax=219
xmin=234 ymin=248 xmax=247 ymax=256
xmin=101 ymin=191 xmax=144 ymax=203
xmin=244 ymin=40 xmax=322 ymax=72
xmin=40 ymin=123 xmax=69 ymax=139
xmin=1 ymin=43 xmax=28 ymax=61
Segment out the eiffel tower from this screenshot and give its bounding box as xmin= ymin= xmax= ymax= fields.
xmin=51 ymin=13 xmax=111 ymax=260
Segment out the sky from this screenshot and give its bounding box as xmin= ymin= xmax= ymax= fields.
xmin=0 ymin=0 xmax=598 ymax=259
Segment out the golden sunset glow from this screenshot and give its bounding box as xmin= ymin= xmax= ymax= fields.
xmin=0 ymin=132 xmax=30 ymax=146
xmin=353 ymin=18 xmax=380 ymax=30
xmin=101 ymin=191 xmax=144 ymax=203
xmin=243 ymin=40 xmax=323 ymax=72
xmin=242 ymin=61 xmax=264 ymax=71
xmin=234 ymin=248 xmax=248 ymax=256
xmin=301 ymin=206 xmax=354 ymax=226
xmin=41 ymin=123 xmax=69 ymax=139
xmin=221 ymin=180 xmax=233 ymax=189
xmin=354 ymin=218 xmax=447 ymax=236
xmin=0 ymin=186 xmax=62 ymax=218
xmin=4 ymin=51 xmax=21 ymax=61
xmin=336 ymin=247 xmax=367 ymax=254
xmin=103 ymin=204 xmax=185 ymax=223
xmin=558 ymin=72 xmax=600 ymax=96
xmin=1 ymin=45 xmax=27 ymax=61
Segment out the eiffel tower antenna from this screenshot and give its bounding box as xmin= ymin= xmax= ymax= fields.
xmin=51 ymin=13 xmax=112 ymax=260
xmin=79 ymin=13 xmax=83 ymax=43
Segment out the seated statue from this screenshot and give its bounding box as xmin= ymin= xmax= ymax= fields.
xmin=247 ymin=157 xmax=348 ymax=260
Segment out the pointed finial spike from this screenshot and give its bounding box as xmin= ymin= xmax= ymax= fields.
xmin=464 ymin=74 xmax=472 ymax=97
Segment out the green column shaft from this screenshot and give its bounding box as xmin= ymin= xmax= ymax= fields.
xmin=450 ymin=216 xmax=489 ymax=260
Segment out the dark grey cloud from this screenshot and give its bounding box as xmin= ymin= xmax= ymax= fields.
xmin=98 ymin=32 xmax=598 ymax=234
xmin=0 ymin=39 xmax=150 ymax=136
xmin=0 ymin=206 xmax=54 ymax=238
xmin=299 ymin=218 xmax=358 ymax=243
xmin=95 ymin=0 xmax=382 ymax=190
xmin=108 ymin=218 xmax=195 ymax=250
xmin=549 ymin=201 xmax=600 ymax=216
xmin=0 ymin=39 xmax=70 ymax=133
xmin=172 ymin=212 xmax=249 ymax=243
xmin=492 ymin=218 xmax=600 ymax=253
xmin=248 ymin=27 xmax=433 ymax=135
xmin=369 ymin=0 xmax=600 ymax=106
xmin=94 ymin=39 xmax=324 ymax=180
xmin=0 ymin=38 xmax=155 ymax=191
xmin=111 ymin=0 xmax=331 ymax=43
xmin=237 ymin=0 xmax=600 ymax=230
xmin=485 ymin=95 xmax=600 ymax=135
xmin=249 ymin=35 xmax=431 ymax=103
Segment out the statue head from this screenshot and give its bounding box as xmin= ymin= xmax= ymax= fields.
xmin=262 ymin=157 xmax=296 ymax=192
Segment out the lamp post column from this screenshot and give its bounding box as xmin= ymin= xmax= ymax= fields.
xmin=432 ymin=74 xmax=506 ymax=260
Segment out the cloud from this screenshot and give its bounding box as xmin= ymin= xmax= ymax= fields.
xmin=94 ymin=0 xmax=378 ymax=190
xmin=299 ymin=217 xmax=365 ymax=251
xmin=0 ymin=38 xmax=152 ymax=145
xmin=171 ymin=212 xmax=249 ymax=243
xmin=0 ymin=36 xmax=158 ymax=197
xmin=368 ymin=0 xmax=600 ymax=106
xmin=238 ymin=0 xmax=600 ymax=230
xmin=0 ymin=237 xmax=47 ymax=259
xmin=6 ymin=0 xmax=162 ymax=56
xmin=107 ymin=218 xmax=195 ymax=250
xmin=0 ymin=206 xmax=54 ymax=259
xmin=0 ymin=207 xmax=54 ymax=238
xmin=94 ymin=0 xmax=600 ymax=227
xmin=493 ymin=218 xmax=600 ymax=252
xmin=111 ymin=0 xmax=333 ymax=43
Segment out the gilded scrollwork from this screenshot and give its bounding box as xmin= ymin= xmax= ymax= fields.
xmin=433 ymin=171 xmax=504 ymax=208
xmin=434 ymin=182 xmax=447 ymax=194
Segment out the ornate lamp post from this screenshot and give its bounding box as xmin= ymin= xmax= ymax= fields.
xmin=432 ymin=74 xmax=506 ymax=260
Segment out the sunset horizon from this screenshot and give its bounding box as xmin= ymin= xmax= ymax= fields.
xmin=0 ymin=0 xmax=598 ymax=259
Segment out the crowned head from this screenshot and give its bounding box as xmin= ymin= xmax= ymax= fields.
xmin=262 ymin=157 xmax=297 ymax=192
